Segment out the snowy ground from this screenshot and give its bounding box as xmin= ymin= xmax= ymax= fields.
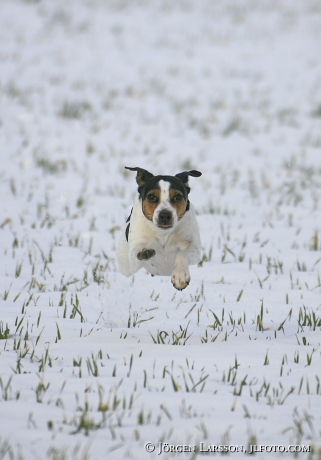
xmin=1 ymin=0 xmax=321 ymax=459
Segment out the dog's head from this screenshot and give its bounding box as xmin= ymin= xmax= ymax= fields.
xmin=125 ymin=166 xmax=202 ymax=229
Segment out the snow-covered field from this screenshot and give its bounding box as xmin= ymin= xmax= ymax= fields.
xmin=1 ymin=0 xmax=321 ymax=458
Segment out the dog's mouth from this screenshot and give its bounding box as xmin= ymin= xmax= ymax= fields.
xmin=157 ymin=223 xmax=173 ymax=230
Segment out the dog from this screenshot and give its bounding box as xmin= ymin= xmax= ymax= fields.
xmin=116 ymin=166 xmax=202 ymax=290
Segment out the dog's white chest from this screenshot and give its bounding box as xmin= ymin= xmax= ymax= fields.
xmin=143 ymin=249 xmax=177 ymax=276
xmin=139 ymin=235 xmax=186 ymax=276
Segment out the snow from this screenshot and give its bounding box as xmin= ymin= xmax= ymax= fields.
xmin=1 ymin=0 xmax=321 ymax=458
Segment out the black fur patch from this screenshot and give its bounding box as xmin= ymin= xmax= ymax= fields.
xmin=125 ymin=223 xmax=130 ymax=242
xmin=138 ymin=176 xmax=189 ymax=200
xmin=125 ymin=208 xmax=133 ymax=242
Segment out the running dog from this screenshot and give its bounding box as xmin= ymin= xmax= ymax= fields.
xmin=116 ymin=166 xmax=202 ymax=290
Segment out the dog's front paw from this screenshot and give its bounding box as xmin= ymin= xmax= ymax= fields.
xmin=171 ymin=269 xmax=191 ymax=291
xmin=137 ymin=248 xmax=156 ymax=260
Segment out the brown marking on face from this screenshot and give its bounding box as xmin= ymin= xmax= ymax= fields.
xmin=142 ymin=189 xmax=161 ymax=221
xmin=169 ymin=188 xmax=188 ymax=219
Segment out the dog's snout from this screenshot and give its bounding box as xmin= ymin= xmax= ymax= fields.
xmin=158 ymin=210 xmax=173 ymax=228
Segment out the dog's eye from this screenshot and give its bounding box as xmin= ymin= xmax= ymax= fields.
xmin=147 ymin=193 xmax=159 ymax=203
xmin=172 ymin=194 xmax=184 ymax=203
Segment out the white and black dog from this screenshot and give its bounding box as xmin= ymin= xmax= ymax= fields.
xmin=116 ymin=166 xmax=202 ymax=290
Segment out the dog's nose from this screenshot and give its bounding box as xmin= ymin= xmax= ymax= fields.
xmin=158 ymin=210 xmax=173 ymax=227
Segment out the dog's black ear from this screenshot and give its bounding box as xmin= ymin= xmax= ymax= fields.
xmin=125 ymin=166 xmax=154 ymax=186
xmin=175 ymin=170 xmax=202 ymax=184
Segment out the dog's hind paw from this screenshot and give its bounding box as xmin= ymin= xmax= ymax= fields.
xmin=171 ymin=269 xmax=190 ymax=291
xmin=137 ymin=248 xmax=156 ymax=260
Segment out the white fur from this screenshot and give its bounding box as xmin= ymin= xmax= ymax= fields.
xmin=116 ymin=190 xmax=201 ymax=290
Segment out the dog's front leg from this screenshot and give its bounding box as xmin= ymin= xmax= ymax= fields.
xmin=124 ymin=240 xmax=156 ymax=274
xmin=137 ymin=248 xmax=156 ymax=260
xmin=129 ymin=242 xmax=156 ymax=265
xmin=171 ymin=250 xmax=190 ymax=291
